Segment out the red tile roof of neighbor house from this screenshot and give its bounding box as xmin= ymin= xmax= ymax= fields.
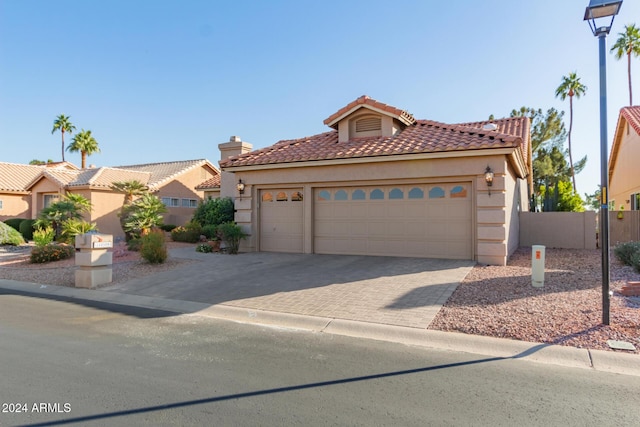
xmin=195 ymin=174 xmax=221 ymax=190
xmin=608 ymin=106 xmax=640 ymax=181
xmin=621 ymin=106 xmax=640 ymax=135
xmin=323 ymin=95 xmax=416 ymax=128
xmin=220 ymin=96 xmax=530 ymax=169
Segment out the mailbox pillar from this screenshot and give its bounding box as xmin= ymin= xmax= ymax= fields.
xmin=75 ymin=233 xmax=113 ymax=288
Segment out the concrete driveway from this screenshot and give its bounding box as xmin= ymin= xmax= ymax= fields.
xmin=104 ymin=248 xmax=475 ymax=328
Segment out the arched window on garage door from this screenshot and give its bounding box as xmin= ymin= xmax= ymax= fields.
xmin=262 ymin=192 xmax=273 ymax=202
xmin=276 ymin=192 xmax=288 ymax=201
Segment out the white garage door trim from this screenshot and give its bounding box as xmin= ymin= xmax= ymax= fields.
xmin=314 ymin=183 xmax=472 ymax=259
xmin=259 ymin=188 xmax=304 ymax=253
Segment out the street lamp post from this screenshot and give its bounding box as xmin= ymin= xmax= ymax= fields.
xmin=584 ymin=0 xmax=623 ymax=326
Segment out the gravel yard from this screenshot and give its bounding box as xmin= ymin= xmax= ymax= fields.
xmin=1 ymin=244 xmax=639 ymax=353
xmin=430 ymin=247 xmax=640 ymax=353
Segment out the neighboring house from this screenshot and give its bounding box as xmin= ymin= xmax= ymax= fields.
xmin=609 ymin=106 xmax=640 ymax=211
xmin=0 ymin=159 xmax=221 ymax=239
xmin=219 ymin=95 xmax=532 ymax=265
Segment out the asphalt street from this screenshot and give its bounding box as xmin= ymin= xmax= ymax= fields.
xmin=1 ymin=293 xmax=639 ymax=427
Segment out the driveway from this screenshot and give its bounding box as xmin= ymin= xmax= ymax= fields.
xmin=104 ymin=248 xmax=475 ymax=328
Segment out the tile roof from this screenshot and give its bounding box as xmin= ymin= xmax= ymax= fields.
xmin=220 ymin=117 xmax=529 ymax=169
xmin=323 ymin=95 xmax=416 ymax=128
xmin=113 ymin=159 xmax=212 ymax=190
xmin=621 ymin=106 xmax=640 ymax=135
xmin=195 ymin=174 xmax=221 ymax=190
xmin=0 ymin=162 xmax=48 ymax=192
xmin=609 ymin=106 xmax=640 ymax=181
xmin=2 ymin=159 xmax=220 ymax=193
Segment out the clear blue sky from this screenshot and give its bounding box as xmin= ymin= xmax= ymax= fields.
xmin=1 ymin=0 xmax=638 ymax=198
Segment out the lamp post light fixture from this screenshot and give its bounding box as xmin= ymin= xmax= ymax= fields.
xmin=484 ymin=166 xmax=494 ymax=196
xmin=584 ymin=0 xmax=622 ymax=325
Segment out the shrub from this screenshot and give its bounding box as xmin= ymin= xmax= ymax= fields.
xmin=632 ymin=251 xmax=640 ymax=274
xmin=201 ymin=224 xmax=218 ymax=240
xmin=170 ymin=226 xmax=201 ymax=243
xmin=4 ymin=218 xmax=24 ymax=231
xmin=140 ymin=229 xmax=167 ymax=264
xmin=60 ymin=219 xmax=97 ymax=244
xmin=217 ymin=222 xmax=248 ymax=255
xmin=33 ymin=226 xmax=55 ymax=247
xmin=192 ymin=197 xmax=235 ymax=228
xmin=30 ymin=243 xmax=75 ymax=264
xmin=613 ymin=241 xmax=640 ymax=266
xmin=0 ymin=222 xmax=26 ymax=246
xmin=19 ymin=219 xmax=36 ymax=241
xmin=159 ymin=224 xmax=177 ymax=232
xmin=195 ymin=243 xmax=213 ymax=253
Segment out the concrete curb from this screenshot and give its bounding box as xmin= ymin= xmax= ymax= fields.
xmin=1 ymin=279 xmax=639 ymax=376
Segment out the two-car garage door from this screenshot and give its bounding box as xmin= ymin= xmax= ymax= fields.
xmin=260 ymin=183 xmax=472 ymax=259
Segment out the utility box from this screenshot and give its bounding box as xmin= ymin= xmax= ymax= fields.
xmin=75 ymin=233 xmax=113 ymax=288
xmin=531 ymin=245 xmax=545 ymax=288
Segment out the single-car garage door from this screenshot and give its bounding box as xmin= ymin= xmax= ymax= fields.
xmin=314 ymin=183 xmax=472 ymax=259
xmin=260 ymin=189 xmax=304 ymax=253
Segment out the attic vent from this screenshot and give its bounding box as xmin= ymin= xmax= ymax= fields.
xmin=483 ymin=123 xmax=498 ymax=131
xmin=356 ymin=117 xmax=382 ymax=133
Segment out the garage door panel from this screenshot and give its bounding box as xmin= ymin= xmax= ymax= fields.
xmin=314 ymin=184 xmax=472 ymax=259
xmin=260 ymin=190 xmax=303 ymax=253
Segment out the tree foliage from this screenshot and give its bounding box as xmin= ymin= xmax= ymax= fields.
xmin=35 ymin=192 xmax=93 ymax=240
xmin=51 ymin=114 xmax=76 ymax=162
xmin=122 ymin=194 xmax=167 ymax=239
xmin=191 ymin=197 xmax=235 ymax=227
xmin=611 ymin=23 xmax=640 ymax=105
xmin=67 ymin=129 xmax=100 ymax=169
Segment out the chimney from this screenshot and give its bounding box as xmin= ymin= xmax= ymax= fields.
xmin=219 ymin=135 xmax=252 ymax=161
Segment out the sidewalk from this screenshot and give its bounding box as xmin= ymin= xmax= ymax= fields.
xmin=1 ymin=247 xmax=639 ymax=377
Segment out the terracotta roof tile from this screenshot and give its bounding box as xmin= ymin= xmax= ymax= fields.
xmin=220 ymin=117 xmax=528 ymax=169
xmin=195 ymin=175 xmax=221 ymax=190
xmin=621 ymin=106 xmax=640 ymax=135
xmin=323 ymin=95 xmax=416 ymax=128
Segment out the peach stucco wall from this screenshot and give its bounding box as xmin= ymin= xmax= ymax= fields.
xmin=228 ymin=153 xmax=521 ymax=265
xmin=0 ymin=193 xmax=31 ymax=221
xmin=610 ymin=126 xmax=640 ymax=210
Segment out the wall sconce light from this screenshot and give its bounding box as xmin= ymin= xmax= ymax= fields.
xmin=484 ymin=166 xmax=494 ymax=196
xmin=236 ymin=179 xmax=245 ymax=200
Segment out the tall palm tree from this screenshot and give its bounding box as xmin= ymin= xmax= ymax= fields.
xmin=67 ymin=129 xmax=100 ymax=169
xmin=51 ymin=114 xmax=76 ymax=162
xmin=611 ymin=23 xmax=640 ymax=106
xmin=555 ymin=72 xmax=587 ymax=194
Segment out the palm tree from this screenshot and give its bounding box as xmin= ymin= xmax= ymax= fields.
xmin=67 ymin=129 xmax=100 ymax=169
xmin=51 ymin=114 xmax=76 ymax=162
xmin=555 ymin=72 xmax=587 ymax=194
xmin=611 ymin=23 xmax=640 ymax=106
xmin=110 ymin=180 xmax=150 ymax=241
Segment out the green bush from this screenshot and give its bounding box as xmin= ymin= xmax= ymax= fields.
xmin=170 ymin=226 xmax=201 ymax=243
xmin=33 ymin=226 xmax=55 ymax=247
xmin=0 ymin=222 xmax=26 ymax=246
xmin=19 ymin=219 xmax=36 ymax=241
xmin=192 ymin=197 xmax=234 ymax=227
xmin=632 ymin=251 xmax=640 ymax=274
xmin=60 ymin=219 xmax=97 ymax=244
xmin=201 ymin=224 xmax=218 ymax=239
xmin=159 ymin=224 xmax=177 ymax=232
xmin=195 ymin=243 xmax=213 ymax=253
xmin=140 ymin=229 xmax=167 ymax=264
xmin=127 ymin=238 xmax=142 ymax=252
xmin=4 ymin=218 xmax=24 ymax=231
xmin=613 ymin=241 xmax=640 ymax=266
xmin=30 ymin=243 xmax=75 ymax=264
xmin=217 ymin=222 xmax=248 ymax=255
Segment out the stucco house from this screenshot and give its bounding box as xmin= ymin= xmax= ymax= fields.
xmin=609 ymin=106 xmax=640 ymax=211
xmin=0 ymin=159 xmax=220 ymax=239
xmin=219 ymin=96 xmax=532 ymax=265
